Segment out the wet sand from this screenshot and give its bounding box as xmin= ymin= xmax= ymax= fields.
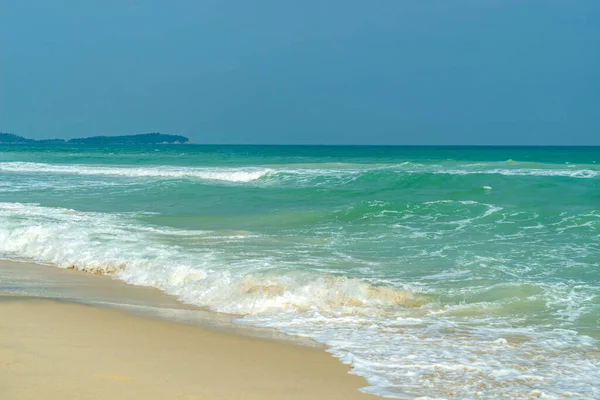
xmin=0 ymin=261 xmax=378 ymax=400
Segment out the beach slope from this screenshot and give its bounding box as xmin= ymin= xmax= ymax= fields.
xmin=0 ymin=296 xmax=377 ymax=400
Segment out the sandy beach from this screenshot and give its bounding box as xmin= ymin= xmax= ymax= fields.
xmin=0 ymin=261 xmax=377 ymax=400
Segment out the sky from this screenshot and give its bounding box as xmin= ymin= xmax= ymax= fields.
xmin=1 ymin=1 xmax=599 ymax=145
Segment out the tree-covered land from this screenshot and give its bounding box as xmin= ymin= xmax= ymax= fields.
xmin=0 ymin=133 xmax=35 ymax=143
xmin=0 ymin=132 xmax=190 ymax=144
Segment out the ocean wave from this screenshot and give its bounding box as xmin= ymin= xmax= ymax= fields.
xmin=0 ymin=202 xmax=423 ymax=315
xmin=1 ymin=161 xmax=598 ymax=189
xmin=0 ymin=162 xmax=272 ymax=183
xmin=438 ymin=167 xmax=600 ymax=179
xmin=1 ymin=202 xmax=599 ymax=398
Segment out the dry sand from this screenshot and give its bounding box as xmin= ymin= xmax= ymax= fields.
xmin=0 ymin=261 xmax=379 ymax=400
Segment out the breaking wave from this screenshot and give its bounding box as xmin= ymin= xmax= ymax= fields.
xmin=0 ymin=161 xmax=598 ymax=189
xmin=0 ymin=202 xmax=422 ymax=316
xmin=0 ymin=162 xmax=272 ymax=183
xmin=1 ymin=201 xmax=599 ymax=398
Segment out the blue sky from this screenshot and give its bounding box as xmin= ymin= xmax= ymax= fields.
xmin=1 ymin=1 xmax=599 ymax=144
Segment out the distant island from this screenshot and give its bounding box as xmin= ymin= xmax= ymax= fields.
xmin=0 ymin=133 xmax=35 ymax=144
xmin=0 ymin=132 xmax=190 ymax=145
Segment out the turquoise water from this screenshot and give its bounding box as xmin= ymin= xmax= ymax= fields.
xmin=0 ymin=144 xmax=599 ymax=399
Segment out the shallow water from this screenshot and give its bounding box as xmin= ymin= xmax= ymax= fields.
xmin=0 ymin=144 xmax=599 ymax=399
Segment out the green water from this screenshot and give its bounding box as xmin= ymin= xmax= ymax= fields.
xmin=0 ymin=144 xmax=598 ymax=398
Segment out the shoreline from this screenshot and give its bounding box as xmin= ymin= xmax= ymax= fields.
xmin=0 ymin=260 xmax=319 ymax=347
xmin=0 ymin=260 xmax=379 ymax=399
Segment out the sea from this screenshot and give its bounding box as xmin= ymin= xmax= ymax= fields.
xmin=0 ymin=144 xmax=598 ymax=399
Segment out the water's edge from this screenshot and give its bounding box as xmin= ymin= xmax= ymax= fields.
xmin=0 ymin=259 xmax=326 ymax=350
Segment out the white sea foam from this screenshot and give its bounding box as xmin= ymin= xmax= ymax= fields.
xmin=438 ymin=167 xmax=600 ymax=178
xmin=1 ymin=161 xmax=598 ymax=190
xmin=0 ymin=162 xmax=272 ymax=182
xmin=0 ymin=202 xmax=599 ymax=398
xmin=0 ymin=202 xmax=422 ymax=313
